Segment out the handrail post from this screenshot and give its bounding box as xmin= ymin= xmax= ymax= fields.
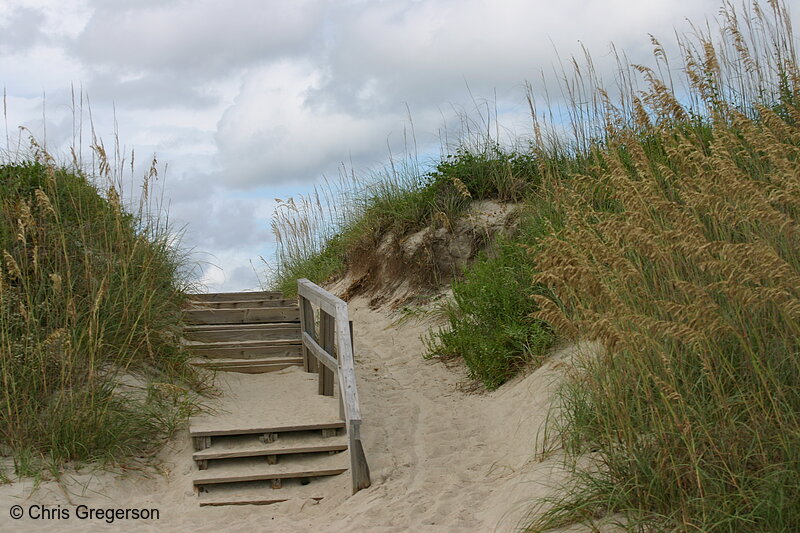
xmin=299 ymin=295 xmax=318 ymax=373
xmin=318 ymin=310 xmax=335 ymax=396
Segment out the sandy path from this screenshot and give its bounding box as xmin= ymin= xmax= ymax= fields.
xmin=0 ymin=296 xmax=593 ymax=532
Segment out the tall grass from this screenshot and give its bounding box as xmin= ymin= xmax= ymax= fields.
xmin=0 ymin=132 xmax=201 ymax=476
xmin=268 ymin=1 xmax=800 ymax=528
xmin=523 ymin=1 xmax=800 ymax=531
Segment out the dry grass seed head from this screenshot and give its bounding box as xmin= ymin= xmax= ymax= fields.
xmin=34 ymin=189 xmax=55 ymax=216
xmin=2 ymin=251 xmax=21 ymax=280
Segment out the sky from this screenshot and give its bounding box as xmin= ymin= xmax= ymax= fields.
xmin=1 ymin=0 xmax=789 ymax=291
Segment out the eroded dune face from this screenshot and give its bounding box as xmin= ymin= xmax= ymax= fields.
xmin=0 ymin=292 xmax=601 ymax=532
xmin=337 ymin=200 xmax=520 ymax=307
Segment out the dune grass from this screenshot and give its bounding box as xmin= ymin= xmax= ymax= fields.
xmin=527 ymin=104 xmax=800 ymax=532
xmin=270 ymin=144 xmax=538 ymax=296
xmin=0 ymin=151 xmax=201 ymax=477
xmin=521 ymin=2 xmax=800 ymax=530
xmin=268 ymin=1 xmax=799 ymax=529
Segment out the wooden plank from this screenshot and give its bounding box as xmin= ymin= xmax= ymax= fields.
xmin=191 ymin=357 xmax=304 ymax=367
xmin=183 ymin=307 xmax=300 ymax=325
xmin=301 ymin=332 xmax=338 ymax=372
xmin=191 ymin=365 xmax=300 ymax=375
xmin=350 ymin=438 xmax=371 ymax=493
xmin=190 ymin=358 xmax=303 ymax=373
xmin=189 ymin=299 xmax=297 ymax=309
xmin=188 ymin=291 xmax=283 ymax=302
xmin=299 ymin=296 xmax=318 ymax=373
xmin=190 ymin=422 xmax=345 ymax=438
xmin=341 ymin=321 xmax=354 ymax=420
xmin=183 ymin=322 xmax=299 ymax=332
xmin=193 ymin=452 xmax=348 ymax=485
xmin=193 ymin=433 xmax=347 ymax=461
xmin=335 ymin=301 xmax=362 ymax=433
xmin=187 ymin=344 xmax=302 ymax=360
xmin=184 ymin=339 xmax=301 ymax=349
xmin=297 ymin=279 xmax=339 ymax=317
xmin=183 ymin=326 xmax=300 ymax=343
xmin=319 ymin=311 xmax=335 ymax=397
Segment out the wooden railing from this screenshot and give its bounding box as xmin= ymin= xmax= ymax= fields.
xmin=297 ymin=279 xmax=371 ymax=493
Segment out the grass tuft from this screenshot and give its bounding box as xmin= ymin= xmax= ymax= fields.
xmin=0 ymin=156 xmax=201 ymax=476
xmin=425 ymin=202 xmax=562 ymax=389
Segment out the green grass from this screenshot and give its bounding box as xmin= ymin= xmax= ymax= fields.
xmin=270 ymin=145 xmax=539 ymax=294
xmin=0 ymin=159 xmax=201 ymax=475
xmin=273 ymin=232 xmax=348 ymax=297
xmin=425 ymin=201 xmax=562 ymax=389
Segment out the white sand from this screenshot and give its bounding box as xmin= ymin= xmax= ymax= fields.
xmin=0 ymin=296 xmax=600 ymax=532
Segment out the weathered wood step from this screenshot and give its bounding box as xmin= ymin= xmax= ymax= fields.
xmin=191 ymin=357 xmax=304 ymax=373
xmin=191 ymin=421 xmax=345 ymax=438
xmin=184 ymin=322 xmax=299 ymax=332
xmin=184 ymin=339 xmax=301 ymax=349
xmin=186 ymin=343 xmax=302 ymax=360
xmin=183 ymin=324 xmax=301 ymax=343
xmin=193 ymin=451 xmax=348 ymax=486
xmin=188 ymin=291 xmax=284 ymax=302
xmin=197 ymin=478 xmax=339 ymax=506
xmin=189 ymin=299 xmax=297 ymax=309
xmin=193 ymin=432 xmax=348 ymax=461
xmin=183 ymin=307 xmax=300 ymax=325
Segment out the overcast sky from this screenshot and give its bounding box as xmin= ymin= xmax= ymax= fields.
xmin=1 ymin=0 xmax=789 ymax=291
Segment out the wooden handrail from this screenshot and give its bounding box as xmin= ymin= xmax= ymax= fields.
xmin=296 ymin=279 xmax=370 ymax=493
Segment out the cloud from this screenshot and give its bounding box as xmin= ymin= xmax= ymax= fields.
xmin=215 ymin=61 xmax=417 ymax=187
xmin=0 ymin=6 xmax=48 ymax=53
xmin=310 ymin=0 xmax=723 ymax=112
xmin=83 ymin=70 xmax=220 ymax=110
xmin=73 ymin=0 xmax=325 ymax=77
xmin=169 ymin=182 xmax=275 ymax=254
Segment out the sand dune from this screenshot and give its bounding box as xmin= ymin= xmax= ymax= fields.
xmin=0 ymin=296 xmax=599 ymax=532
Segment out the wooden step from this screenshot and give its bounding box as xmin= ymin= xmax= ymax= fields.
xmin=184 ymin=307 xmax=300 ymax=325
xmin=189 ymin=341 xmax=302 ymax=359
xmin=189 ymin=291 xmax=284 ymax=302
xmin=193 ymin=451 xmax=348 ymax=486
xmin=184 ymin=339 xmax=301 ymax=349
xmin=189 ymin=299 xmax=298 ymax=309
xmin=191 ymin=357 xmax=303 ymax=373
xmin=184 ymin=322 xmax=300 ymax=332
xmin=183 ymin=324 xmax=301 ymax=343
xmin=191 ymin=421 xmax=345 ymax=438
xmin=193 ymin=432 xmax=348 ymax=461
xmin=197 ymin=478 xmax=339 ymax=506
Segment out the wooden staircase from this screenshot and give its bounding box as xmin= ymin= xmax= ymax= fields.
xmin=184 ymin=288 xmax=370 ymax=506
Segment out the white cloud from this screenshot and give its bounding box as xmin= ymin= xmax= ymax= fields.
xmin=215 ymin=61 xmax=416 ymax=186
xmin=0 ymin=5 xmax=48 ymax=52
xmin=73 ymin=0 xmax=325 ymax=76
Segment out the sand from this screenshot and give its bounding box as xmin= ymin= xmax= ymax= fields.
xmin=0 ymin=296 xmax=600 ymax=532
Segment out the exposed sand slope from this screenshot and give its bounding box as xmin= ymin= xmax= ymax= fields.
xmin=0 ymin=296 xmax=598 ymax=532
